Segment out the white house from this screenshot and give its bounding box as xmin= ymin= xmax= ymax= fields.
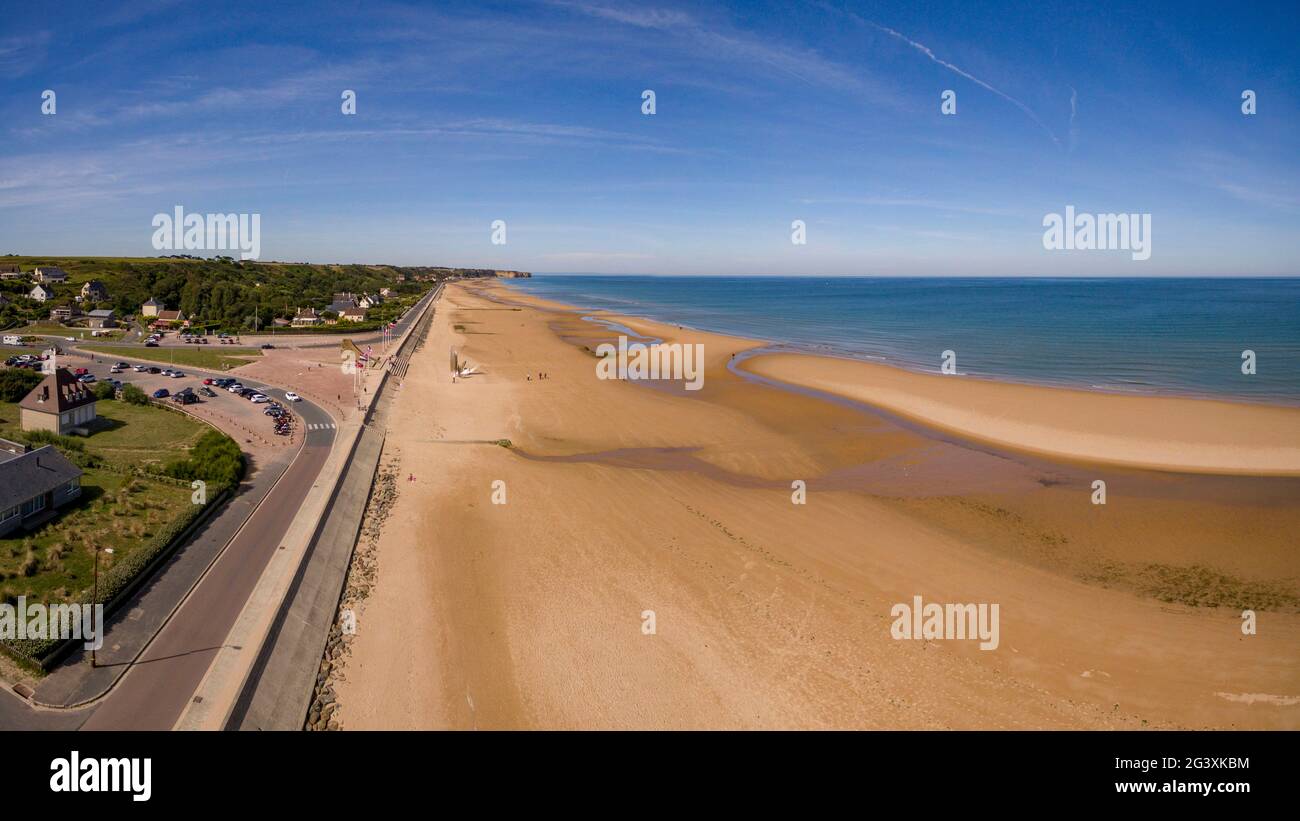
xmin=29 ymin=284 xmax=54 ymax=302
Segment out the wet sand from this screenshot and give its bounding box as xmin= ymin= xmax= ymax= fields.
xmin=331 ymin=280 xmax=1300 ymax=729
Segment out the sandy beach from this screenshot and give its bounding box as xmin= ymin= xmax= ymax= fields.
xmin=331 ymin=280 xmax=1300 ymax=729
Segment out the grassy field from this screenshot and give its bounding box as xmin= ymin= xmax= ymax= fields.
xmin=80 ymin=343 xmax=260 ymax=371
xmin=10 ymin=323 xmax=126 ymax=341
xmin=0 ymin=396 xmax=209 ymax=603
xmin=0 ymin=399 xmax=207 ymax=471
xmin=0 ymin=470 xmax=191 ymax=603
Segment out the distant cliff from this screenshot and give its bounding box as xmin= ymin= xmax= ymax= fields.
xmin=397 ymin=267 xmax=530 ymax=281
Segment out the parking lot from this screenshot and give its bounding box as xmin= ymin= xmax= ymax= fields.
xmin=55 ymin=350 xmax=330 ymax=455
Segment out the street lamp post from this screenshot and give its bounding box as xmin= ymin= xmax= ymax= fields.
xmin=91 ymin=546 xmax=114 ymax=667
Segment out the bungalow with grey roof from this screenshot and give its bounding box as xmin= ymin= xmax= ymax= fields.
xmin=0 ymin=441 xmax=83 ymax=537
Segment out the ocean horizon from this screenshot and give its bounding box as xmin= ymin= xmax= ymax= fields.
xmin=505 ymin=275 xmax=1300 ymax=404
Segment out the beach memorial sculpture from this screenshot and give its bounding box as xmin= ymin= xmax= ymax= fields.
xmin=450 ymin=346 xmax=479 ymax=378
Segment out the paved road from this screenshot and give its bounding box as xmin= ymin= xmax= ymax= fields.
xmin=0 ymin=286 xmax=436 ymax=729
xmin=78 ymin=289 xmax=435 ymax=728
xmin=79 ymin=386 xmax=335 ymax=729
xmin=0 ymin=360 xmax=335 ymax=729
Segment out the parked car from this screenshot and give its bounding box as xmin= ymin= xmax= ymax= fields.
xmin=114 ymin=362 xmax=130 ymax=369
xmin=227 ymin=383 xmax=244 ymax=393
xmin=172 ymin=392 xmax=198 ymax=405
xmin=134 ymin=364 xmax=149 ymax=372
xmin=145 ymin=341 xmax=159 ymax=347
xmin=147 ymin=366 xmax=162 ymax=374
xmin=203 ymin=378 xmax=215 ymax=385
xmin=152 ymin=388 xmax=169 ymax=398
xmin=77 ymin=373 xmax=96 ymax=383
xmin=199 ymin=386 xmax=217 ymax=397
xmin=284 ymin=391 xmax=302 ymax=402
xmin=251 ymin=395 xmax=269 ymax=404
xmin=169 ymin=370 xmax=185 ymax=378
xmin=74 ymin=367 xmax=89 ymax=376
xmin=260 ymin=344 xmax=274 ymax=349
xmin=109 ymin=366 xmax=123 ymax=374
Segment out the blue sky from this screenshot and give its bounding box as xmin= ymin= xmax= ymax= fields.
xmin=0 ymin=0 xmax=1296 ymax=275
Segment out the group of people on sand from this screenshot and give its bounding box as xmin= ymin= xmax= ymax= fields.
xmin=527 ymin=372 xmax=550 ymax=381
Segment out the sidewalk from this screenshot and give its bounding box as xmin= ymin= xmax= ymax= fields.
xmin=26 ymin=444 xmax=295 ymax=708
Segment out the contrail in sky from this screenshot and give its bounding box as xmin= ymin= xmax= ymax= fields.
xmin=867 ymin=20 xmax=1061 ymax=146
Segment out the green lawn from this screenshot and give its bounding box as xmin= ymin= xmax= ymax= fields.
xmin=81 ymin=342 xmax=260 ymax=371
xmin=0 ymin=399 xmax=207 ymax=471
xmin=11 ymin=323 xmax=125 ymax=342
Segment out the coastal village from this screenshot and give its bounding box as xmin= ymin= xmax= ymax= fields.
xmin=0 ymin=258 xmax=522 ymax=684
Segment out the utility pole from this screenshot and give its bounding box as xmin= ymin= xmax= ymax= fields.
xmin=91 ymin=546 xmax=114 ymax=667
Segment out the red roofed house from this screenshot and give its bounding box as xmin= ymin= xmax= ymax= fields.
xmin=150 ymin=309 xmax=189 ymax=329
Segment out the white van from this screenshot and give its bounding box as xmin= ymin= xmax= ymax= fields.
xmin=2 ymin=335 xmax=21 ymax=346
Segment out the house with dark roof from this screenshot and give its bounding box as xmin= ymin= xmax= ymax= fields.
xmin=86 ymin=308 xmax=117 ymax=328
xmin=29 ymin=284 xmax=54 ymax=303
xmin=81 ymin=280 xmax=109 ymax=302
xmin=339 ymin=306 xmax=368 ymax=322
xmin=32 ymin=266 xmax=69 ymax=284
xmin=19 ymin=368 xmax=98 ymax=435
xmin=326 ymin=293 xmax=358 ymax=315
xmin=0 ymin=442 xmax=83 ymax=537
xmin=292 ymin=307 xmax=322 ymax=327
xmin=141 ymin=297 xmax=163 ymax=317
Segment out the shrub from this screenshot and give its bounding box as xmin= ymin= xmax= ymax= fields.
xmin=16 ymin=428 xmax=100 ymax=469
xmin=94 ymin=380 xmax=116 ymax=400
xmin=121 ymin=384 xmax=149 ymax=405
xmin=0 ymin=368 xmax=42 ymax=401
xmin=162 ymin=430 xmax=245 ymax=489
